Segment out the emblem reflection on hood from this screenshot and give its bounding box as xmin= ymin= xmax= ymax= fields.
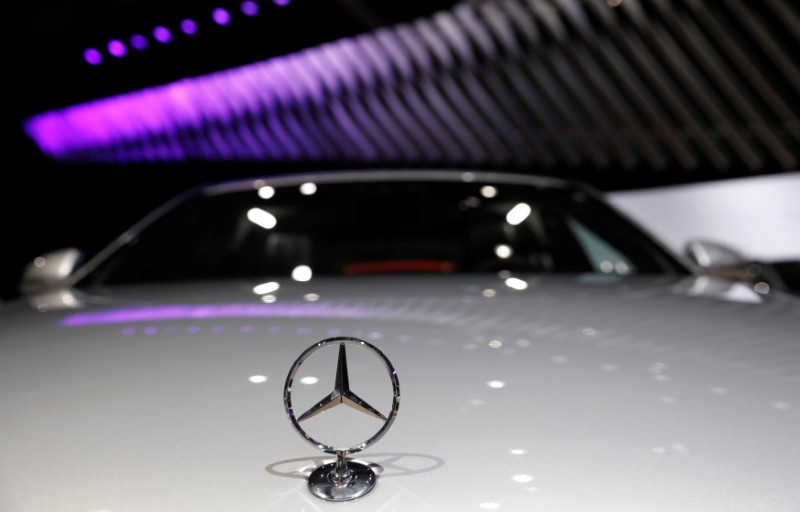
xmin=283 ymin=337 xmax=400 ymax=501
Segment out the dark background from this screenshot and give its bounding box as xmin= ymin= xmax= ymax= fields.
xmin=7 ymin=0 xmax=799 ymax=301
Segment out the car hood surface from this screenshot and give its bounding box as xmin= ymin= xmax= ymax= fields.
xmin=1 ymin=275 xmax=799 ymax=512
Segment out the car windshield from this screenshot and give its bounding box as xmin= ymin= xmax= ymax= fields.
xmin=81 ymin=175 xmax=686 ymax=286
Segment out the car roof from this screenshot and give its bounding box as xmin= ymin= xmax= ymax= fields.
xmin=201 ymin=169 xmax=581 ymax=196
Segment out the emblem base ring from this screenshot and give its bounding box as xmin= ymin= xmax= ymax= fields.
xmin=308 ymin=460 xmax=376 ymax=501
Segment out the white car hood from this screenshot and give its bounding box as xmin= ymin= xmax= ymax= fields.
xmin=1 ymin=275 xmax=799 ymax=512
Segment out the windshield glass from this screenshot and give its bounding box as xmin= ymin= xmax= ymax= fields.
xmin=82 ymin=177 xmax=685 ymax=286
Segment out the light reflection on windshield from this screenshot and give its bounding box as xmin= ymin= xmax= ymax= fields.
xmin=247 ymin=207 xmax=277 ymax=229
xmin=258 ymin=186 xmax=275 ymax=199
xmin=494 ymin=244 xmax=513 ymax=259
xmin=480 ymin=185 xmax=498 ymax=198
xmin=80 ymin=178 xmax=686 ymax=287
xmin=506 ymin=202 xmax=531 ymax=225
xmin=299 ymin=182 xmax=317 ymax=195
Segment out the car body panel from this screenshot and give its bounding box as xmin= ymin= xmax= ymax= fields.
xmin=2 ymin=275 xmax=799 ymax=511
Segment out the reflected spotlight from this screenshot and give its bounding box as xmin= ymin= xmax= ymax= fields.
xmin=506 ymin=203 xmax=531 ymax=225
xmin=247 ymin=208 xmax=277 ymax=229
xmin=291 ymin=265 xmax=313 ymax=282
xmin=299 ymin=182 xmax=317 ymax=195
xmin=253 ymin=281 xmax=280 ymax=295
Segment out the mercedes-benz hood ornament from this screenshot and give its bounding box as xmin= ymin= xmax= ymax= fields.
xmin=283 ymin=337 xmax=400 ymax=501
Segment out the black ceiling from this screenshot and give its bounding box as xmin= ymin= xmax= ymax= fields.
xmin=15 ymin=0 xmax=800 ymax=189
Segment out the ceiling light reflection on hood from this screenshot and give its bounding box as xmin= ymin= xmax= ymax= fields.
xmin=291 ymin=265 xmax=312 ymax=282
xmin=505 ymin=277 xmax=528 ymax=290
xmin=247 ymin=208 xmax=276 ymax=229
xmin=253 ymin=281 xmax=280 ymax=295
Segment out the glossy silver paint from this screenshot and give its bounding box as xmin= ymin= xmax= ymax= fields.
xmin=2 ymin=274 xmax=799 ymax=511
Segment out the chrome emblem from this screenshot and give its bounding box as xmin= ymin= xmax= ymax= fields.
xmin=283 ymin=337 xmax=400 ymax=501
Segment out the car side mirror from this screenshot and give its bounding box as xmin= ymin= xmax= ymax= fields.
xmin=684 ymin=239 xmax=745 ymax=269
xmin=19 ymin=248 xmax=84 ymax=295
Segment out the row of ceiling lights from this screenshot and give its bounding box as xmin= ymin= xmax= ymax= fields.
xmin=83 ymin=0 xmax=292 ymax=65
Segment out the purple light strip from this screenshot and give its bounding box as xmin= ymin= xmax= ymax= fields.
xmin=23 ymin=8 xmax=462 ymax=163
xmin=25 ymin=26 xmax=383 ymax=159
xmin=60 ymin=302 xmax=370 ymax=327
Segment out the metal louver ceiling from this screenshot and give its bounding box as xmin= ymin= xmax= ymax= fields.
xmin=24 ymin=0 xmax=800 ymax=182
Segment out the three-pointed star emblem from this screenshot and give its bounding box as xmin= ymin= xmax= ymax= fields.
xmin=297 ymin=343 xmax=387 ymax=422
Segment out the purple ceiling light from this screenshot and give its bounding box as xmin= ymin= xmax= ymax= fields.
xmin=26 ymin=8 xmax=416 ymax=162
xmin=241 ymin=1 xmax=260 ymax=16
xmin=130 ymin=34 xmax=148 ymax=50
xmin=26 ymin=32 xmax=380 ymax=160
xmin=153 ymin=25 xmax=172 ymax=43
xmin=83 ymin=48 xmax=102 ymax=65
xmin=107 ymin=39 xmax=127 ymax=58
xmin=212 ymin=7 xmax=231 ymax=26
xmin=180 ymin=19 xmax=198 ymax=35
